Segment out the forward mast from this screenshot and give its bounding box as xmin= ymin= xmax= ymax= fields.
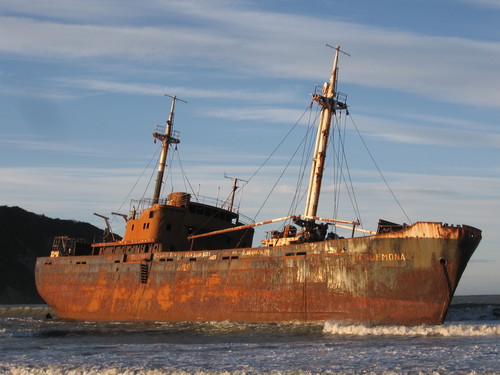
xmin=303 ymin=45 xmax=348 ymax=221
xmin=188 ymin=45 xmax=356 ymax=245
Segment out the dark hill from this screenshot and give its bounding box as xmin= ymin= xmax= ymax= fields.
xmin=0 ymin=206 xmax=105 ymax=304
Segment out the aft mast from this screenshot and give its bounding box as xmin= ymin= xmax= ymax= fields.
xmin=152 ymin=95 xmax=184 ymax=205
xmin=303 ymin=45 xmax=348 ymax=219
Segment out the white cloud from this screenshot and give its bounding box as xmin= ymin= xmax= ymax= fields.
xmin=0 ymin=16 xmax=232 ymax=61
xmin=0 ymin=136 xmax=107 ymax=156
xmin=0 ymin=0 xmax=154 ymax=22
xmin=52 ymin=78 xmax=294 ymax=104
xmin=350 ymin=113 xmax=500 ymax=148
xmin=3 ymin=163 xmax=498 ymax=242
xmin=1 ymin=2 xmax=499 ymax=109
xmin=205 ymin=107 xmax=308 ymax=124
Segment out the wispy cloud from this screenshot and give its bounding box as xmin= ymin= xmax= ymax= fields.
xmin=1 ymin=2 xmax=499 ymax=108
xmin=455 ymin=0 xmax=500 ymax=8
xmin=0 ymin=0 xmax=145 ymax=22
xmin=205 ymin=107 xmax=308 ymax=124
xmin=198 ymin=105 xmax=500 ymax=149
xmin=0 ymin=16 xmax=232 ymax=61
xmin=0 ymin=135 xmax=118 ymax=158
xmin=52 ymin=78 xmax=296 ymax=104
xmin=350 ymin=113 xmax=500 ymax=148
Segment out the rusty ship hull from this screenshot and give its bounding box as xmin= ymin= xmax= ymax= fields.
xmin=35 ymin=47 xmax=482 ymax=325
xmin=36 ymin=222 xmax=480 ymax=325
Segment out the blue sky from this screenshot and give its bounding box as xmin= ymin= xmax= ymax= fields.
xmin=1 ymin=0 xmax=499 ymax=295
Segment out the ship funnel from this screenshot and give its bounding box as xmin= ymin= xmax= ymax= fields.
xmin=167 ymin=192 xmax=191 ymax=208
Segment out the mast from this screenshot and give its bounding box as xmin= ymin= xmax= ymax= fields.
xmin=224 ymin=174 xmax=248 ymax=212
xmin=152 ymin=95 xmax=184 ymax=205
xmin=304 ymin=45 xmax=347 ymax=218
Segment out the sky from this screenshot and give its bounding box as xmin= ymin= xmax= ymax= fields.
xmin=0 ymin=0 xmax=499 ymax=295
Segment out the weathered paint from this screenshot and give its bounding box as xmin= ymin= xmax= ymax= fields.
xmin=36 ymin=49 xmax=483 ymax=325
xmin=35 ymin=222 xmax=481 ymax=325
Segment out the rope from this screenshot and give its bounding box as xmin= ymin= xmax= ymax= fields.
xmin=239 ymin=105 xmax=314 ymax=221
xmin=173 ymin=148 xmax=197 ymax=198
xmin=243 ymin=105 xmax=312 ymax=188
xmin=288 ymin=105 xmax=321 ymax=216
xmin=348 ymin=114 xmax=412 ymax=224
xmin=332 ymin=114 xmax=363 ymax=225
xmin=112 ymin=146 xmax=160 ymax=224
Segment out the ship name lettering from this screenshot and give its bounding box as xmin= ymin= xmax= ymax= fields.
xmin=353 ymin=253 xmax=406 ymax=261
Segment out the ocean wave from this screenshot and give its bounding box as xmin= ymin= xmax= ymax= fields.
xmin=0 ymin=305 xmax=53 ymax=319
xmin=323 ymin=321 xmax=500 ymax=337
xmin=447 ymin=303 xmax=500 ymax=322
xmin=1 ymin=365 xmax=175 ymax=375
xmin=2 ymin=364 xmax=497 ymax=375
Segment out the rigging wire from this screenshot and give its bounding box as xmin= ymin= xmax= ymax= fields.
xmin=330 ymin=115 xmax=342 ymax=220
xmin=161 ymin=145 xmax=202 ymax=205
xmin=253 ymin=135 xmax=306 ymax=221
xmin=247 ymin=105 xmax=318 ymax=221
xmin=153 ymin=143 xmax=242 ymax=240
xmin=173 ymin=148 xmax=197 ymax=199
xmin=288 ymin=103 xmax=321 ymax=216
xmin=242 ymin=105 xmax=312 ymax=189
xmin=106 ymin=145 xmax=160 ymax=234
xmin=113 ymin=146 xmax=161 ymax=218
xmin=348 ymin=114 xmax=413 ymax=224
xmin=330 ymin=115 xmax=342 ymax=224
xmin=157 ymin=144 xmax=179 ymax=200
xmin=331 ymin=113 xmax=363 ymax=226
xmin=143 ymin=147 xmax=162 ymax=202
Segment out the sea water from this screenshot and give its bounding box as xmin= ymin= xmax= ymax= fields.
xmin=0 ymin=297 xmax=498 ymax=375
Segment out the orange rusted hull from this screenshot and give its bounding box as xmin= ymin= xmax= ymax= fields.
xmin=35 ymin=222 xmax=481 ymax=325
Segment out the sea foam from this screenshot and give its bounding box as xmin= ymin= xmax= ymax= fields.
xmin=322 ymin=321 xmax=500 ymax=337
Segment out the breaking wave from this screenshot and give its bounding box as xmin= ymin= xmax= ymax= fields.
xmin=3 ymin=365 xmax=499 ymax=375
xmin=1 ymin=300 xmax=499 ymax=375
xmin=323 ymin=321 xmax=499 ymax=337
xmin=0 ymin=296 xmax=499 ymax=341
